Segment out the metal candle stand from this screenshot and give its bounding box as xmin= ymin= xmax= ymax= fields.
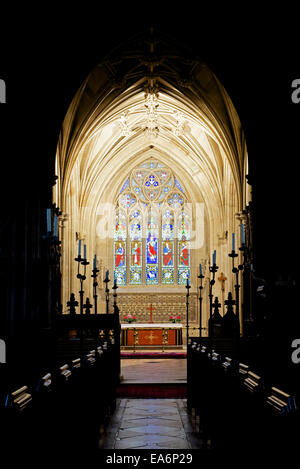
xmin=209 ymin=262 xmax=219 ymax=353
xmin=91 ymin=266 xmax=99 ymax=315
xmin=103 ymin=275 xmax=110 ymax=315
xmin=229 ymin=244 xmax=247 ymax=326
xmin=198 ymin=272 xmax=205 ymax=344
xmin=74 ymin=253 xmax=90 ymax=358
xmin=90 ymin=266 xmax=99 ymax=348
xmin=229 ymin=249 xmax=240 ymax=323
xmin=112 ymin=279 xmax=118 ymax=311
xmin=75 ymin=254 xmax=90 ymax=316
xmin=185 ymin=280 xmax=191 ymax=346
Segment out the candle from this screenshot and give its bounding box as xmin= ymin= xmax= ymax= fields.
xmin=241 ymin=224 xmax=245 ymax=244
xmin=93 ymin=254 xmax=97 ymax=269
xmin=232 ymin=233 xmax=235 ymax=252
xmin=53 ymin=216 xmax=58 ymax=237
xmin=213 ymin=250 xmax=216 ymax=265
xmin=84 ymin=244 xmax=87 ymax=260
xmin=186 ymin=278 xmax=189 ymax=287
xmin=199 ymin=264 xmax=202 ymax=276
xmin=46 ymin=208 xmax=51 ymax=233
xmin=105 ymin=270 xmax=109 ymax=281
xmin=78 ymin=239 xmax=81 ymax=256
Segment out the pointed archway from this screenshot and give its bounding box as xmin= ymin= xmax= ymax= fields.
xmin=54 ymin=29 xmax=249 ymax=338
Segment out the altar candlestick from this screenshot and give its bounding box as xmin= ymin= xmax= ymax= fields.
xmin=78 ymin=239 xmax=81 ymax=256
xmin=47 ymin=209 xmax=51 ymax=233
xmin=232 ymin=233 xmax=235 ymax=252
xmin=241 ymin=224 xmax=245 ymax=245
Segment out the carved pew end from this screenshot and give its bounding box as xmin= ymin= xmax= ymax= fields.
xmin=266 ymin=387 xmax=297 ymax=415
xmin=243 ymin=371 xmax=264 ymax=393
xmin=5 ymin=386 xmax=32 ymax=412
xmin=71 ymin=358 xmax=81 ymax=370
xmin=85 ymin=353 xmax=96 ymax=366
xmin=59 ymin=364 xmax=72 ymax=382
xmin=222 ymin=356 xmax=235 ymax=371
xmin=238 ymin=362 xmax=249 ymax=378
xmin=36 ymin=373 xmax=52 ymax=393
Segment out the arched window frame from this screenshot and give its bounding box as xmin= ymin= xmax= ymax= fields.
xmin=114 ymin=160 xmax=191 ymax=286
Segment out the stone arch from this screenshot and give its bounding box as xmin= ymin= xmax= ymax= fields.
xmin=54 ymin=30 xmax=249 ymax=333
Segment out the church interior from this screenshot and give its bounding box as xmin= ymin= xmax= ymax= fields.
xmin=0 ymin=12 xmax=299 ymax=458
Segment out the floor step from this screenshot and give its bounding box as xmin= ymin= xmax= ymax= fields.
xmin=116 ymin=383 xmax=187 ymax=398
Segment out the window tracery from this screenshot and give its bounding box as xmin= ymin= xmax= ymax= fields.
xmin=114 ymin=160 xmax=191 ymax=286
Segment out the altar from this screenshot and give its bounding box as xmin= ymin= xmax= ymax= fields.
xmin=121 ymin=323 xmax=183 ymax=349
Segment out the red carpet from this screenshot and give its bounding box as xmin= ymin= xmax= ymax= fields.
xmin=116 ymin=383 xmax=187 ymax=398
xmin=121 ymin=352 xmax=187 ymax=359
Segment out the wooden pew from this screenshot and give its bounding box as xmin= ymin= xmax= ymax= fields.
xmin=6 ymin=385 xmax=32 ymax=412
xmin=187 ymin=339 xmax=299 ymax=454
xmin=0 ymin=312 xmax=121 ymax=452
xmin=3 ymin=385 xmax=33 ymax=450
xmin=264 ymin=386 xmax=298 ymax=449
xmin=266 ymin=387 xmax=297 ymax=415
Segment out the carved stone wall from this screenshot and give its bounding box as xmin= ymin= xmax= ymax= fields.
xmin=117 ymin=293 xmax=197 ymax=323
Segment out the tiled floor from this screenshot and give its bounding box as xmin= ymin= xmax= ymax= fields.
xmin=99 ymin=398 xmax=203 ymax=449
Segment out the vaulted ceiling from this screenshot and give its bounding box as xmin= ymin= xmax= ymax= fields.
xmin=54 ymin=29 xmax=248 ymax=249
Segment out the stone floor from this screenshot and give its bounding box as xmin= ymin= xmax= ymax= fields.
xmin=99 ymin=398 xmax=206 ymax=449
xmin=99 ymin=357 xmax=209 ymax=450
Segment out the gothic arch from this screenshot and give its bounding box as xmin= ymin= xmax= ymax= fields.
xmin=54 ymin=30 xmax=249 ymax=333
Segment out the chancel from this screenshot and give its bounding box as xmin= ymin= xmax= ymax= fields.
xmin=0 ymin=22 xmax=298 ymax=457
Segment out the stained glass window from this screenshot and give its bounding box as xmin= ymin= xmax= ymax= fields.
xmin=177 ymin=211 xmax=190 ymax=285
xmin=114 ymin=160 xmax=191 ymax=286
xmin=114 ymin=210 xmax=126 ymax=285
xmin=129 ymin=210 xmax=142 ymax=284
xmin=146 ymin=210 xmax=158 ymax=285
xmin=120 ymin=192 xmax=136 ymax=209
xmin=119 ymin=177 xmax=130 ymax=194
xmin=174 ymin=177 xmax=185 ymax=193
xmin=168 ymin=192 xmax=184 ymax=208
xmin=161 ymin=209 xmax=174 ymax=284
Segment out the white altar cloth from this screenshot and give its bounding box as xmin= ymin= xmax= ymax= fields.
xmin=121 ymin=323 xmax=182 ymax=329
